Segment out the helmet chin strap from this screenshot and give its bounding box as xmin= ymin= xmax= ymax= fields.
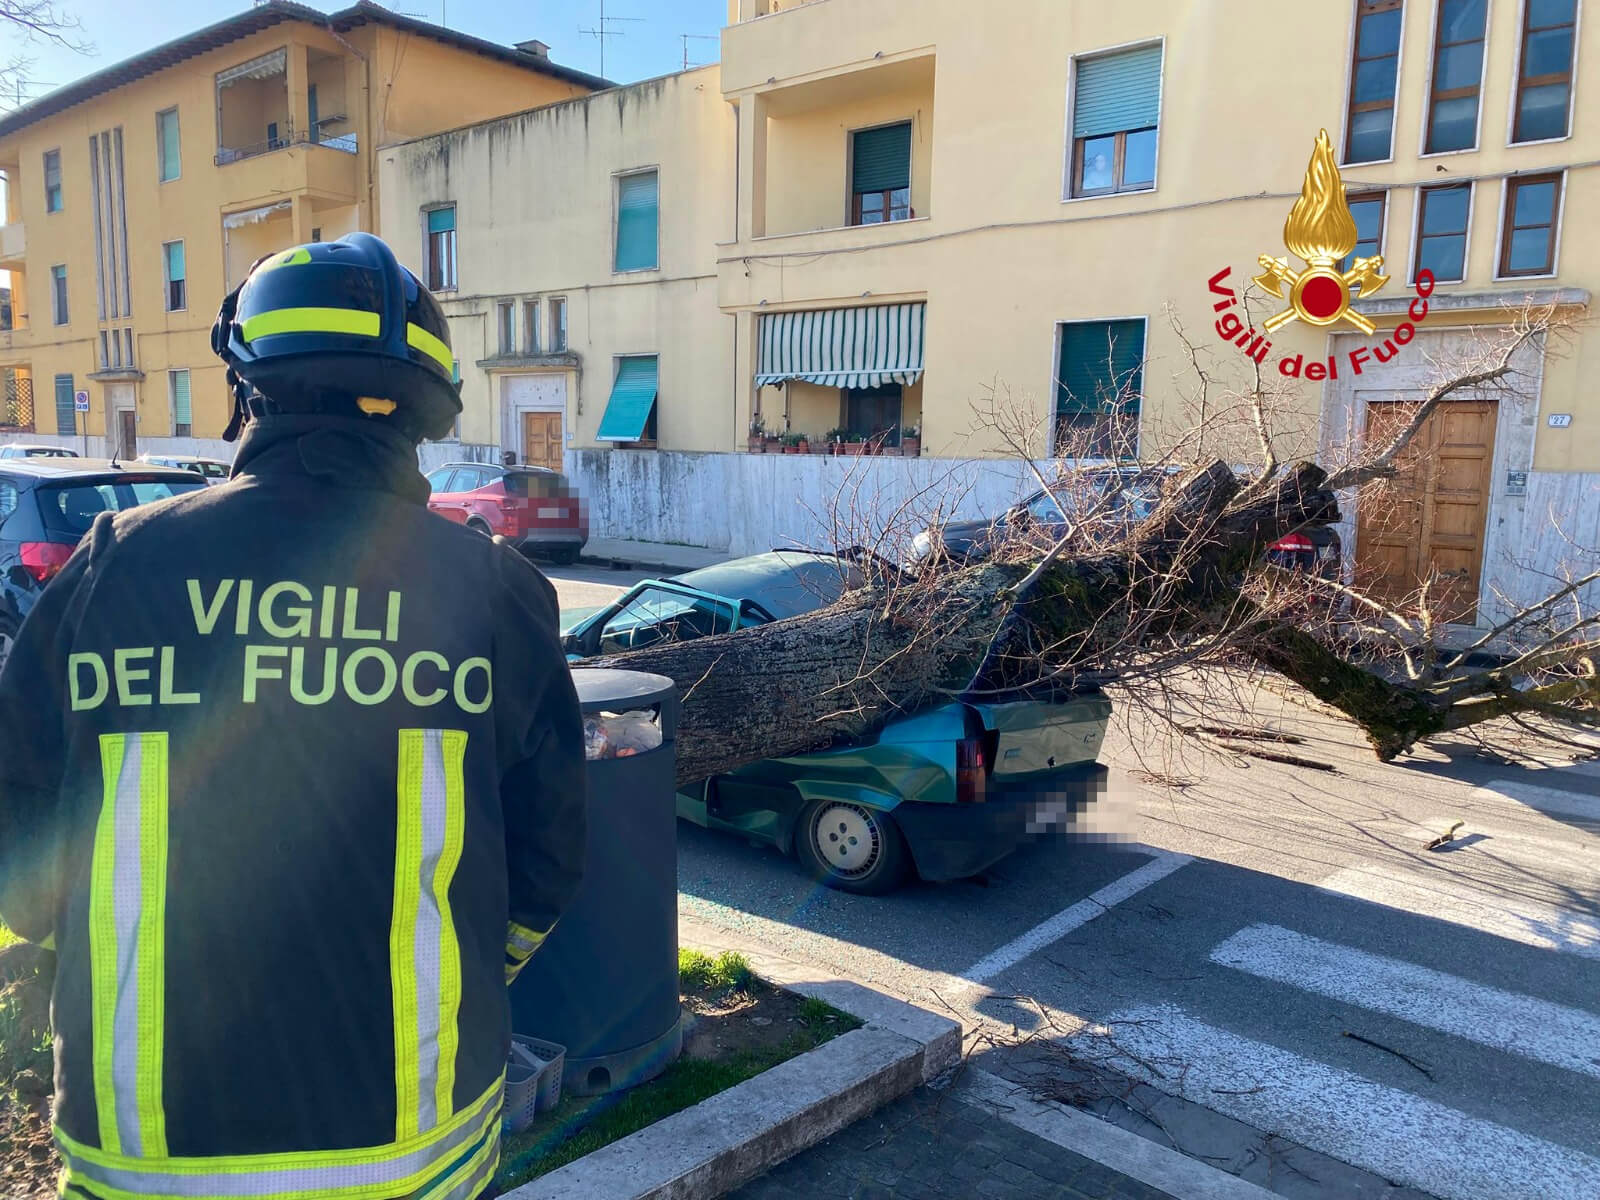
xmin=222 ymin=368 xmax=252 ymax=443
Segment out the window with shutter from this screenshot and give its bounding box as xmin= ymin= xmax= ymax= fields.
xmin=44 ymin=149 xmax=62 ymax=212
xmin=1055 ymin=320 xmax=1144 ymax=460
xmin=163 ymin=241 xmax=186 ymax=312
xmin=615 ymin=171 xmax=659 ymax=272
xmin=1068 ymin=45 xmax=1161 ymax=198
xmin=425 ymin=206 xmax=457 ymax=290
xmin=850 ymin=122 xmax=912 ymax=225
xmin=54 ymin=374 xmax=76 ymax=437
xmin=157 ymin=109 xmax=181 ymax=182
xmin=169 ymin=369 xmax=192 ymax=437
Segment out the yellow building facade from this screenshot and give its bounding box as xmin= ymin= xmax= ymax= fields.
xmin=0 ymin=1 xmax=602 ymax=457
xmin=389 ymin=0 xmax=1594 ymax=627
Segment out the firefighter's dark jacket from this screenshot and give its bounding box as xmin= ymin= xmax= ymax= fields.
xmin=0 ymin=416 xmax=587 ymax=1200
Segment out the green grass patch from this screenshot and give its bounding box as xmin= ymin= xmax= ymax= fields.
xmin=677 ymin=948 xmax=753 ymax=995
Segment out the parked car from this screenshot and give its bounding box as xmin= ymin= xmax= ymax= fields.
xmin=140 ymin=454 xmax=231 ymax=485
xmin=562 ymin=550 xmax=1111 ymax=894
xmin=425 ymin=462 xmax=589 ymax=565
xmin=908 ymin=466 xmax=1341 ymax=577
xmin=0 ymin=459 xmax=208 ymax=672
xmin=0 ymin=443 xmax=80 ymax=459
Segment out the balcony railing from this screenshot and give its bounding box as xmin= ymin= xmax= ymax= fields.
xmin=215 ymin=128 xmax=358 ymax=166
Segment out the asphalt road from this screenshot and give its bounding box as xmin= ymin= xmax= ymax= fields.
xmin=540 ymin=562 xmax=653 ymax=618
xmin=545 ymin=567 xmax=1600 ymax=1199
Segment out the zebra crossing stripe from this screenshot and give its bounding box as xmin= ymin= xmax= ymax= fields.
xmin=1317 ymin=864 xmax=1600 ymax=960
xmin=1468 ymin=779 xmax=1600 ymax=821
xmin=1210 ymin=924 xmax=1600 ymax=1079
xmin=1097 ymin=1004 xmax=1600 ymax=1200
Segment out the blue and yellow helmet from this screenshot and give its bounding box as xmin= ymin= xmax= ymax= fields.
xmin=211 ymin=232 xmax=461 ymax=441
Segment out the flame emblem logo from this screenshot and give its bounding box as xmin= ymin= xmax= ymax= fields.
xmin=1253 ymin=130 xmax=1388 ymax=334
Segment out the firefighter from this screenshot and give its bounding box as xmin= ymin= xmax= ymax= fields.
xmin=0 ymin=233 xmax=586 ymax=1199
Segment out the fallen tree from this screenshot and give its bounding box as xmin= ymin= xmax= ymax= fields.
xmin=596 ymin=310 xmax=1599 ymax=787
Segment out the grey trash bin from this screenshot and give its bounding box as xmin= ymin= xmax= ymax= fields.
xmin=508 ymin=668 xmax=682 ymax=1096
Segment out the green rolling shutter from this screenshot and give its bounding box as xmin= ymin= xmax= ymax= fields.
xmin=54 ymin=374 xmax=76 ymax=436
xmin=1073 ymin=45 xmax=1163 ymax=138
xmin=427 ymin=207 xmax=455 ymax=234
xmin=615 ymin=171 xmax=659 ymax=271
xmin=171 ymin=370 xmax=192 ymax=428
xmin=158 ymin=110 xmax=181 ymax=181
xmin=851 ymin=122 xmax=912 ymax=194
xmin=1057 ymin=320 xmax=1144 ymax=414
xmin=596 ymin=355 xmax=658 ymax=441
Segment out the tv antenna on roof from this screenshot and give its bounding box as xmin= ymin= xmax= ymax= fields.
xmin=579 ymin=1 xmax=641 ymax=79
xmin=680 ymin=33 xmax=718 ymax=71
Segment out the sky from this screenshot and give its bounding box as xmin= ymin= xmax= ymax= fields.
xmin=2 ymin=0 xmax=728 ymax=110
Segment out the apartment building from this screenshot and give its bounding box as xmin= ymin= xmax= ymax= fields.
xmin=383 ymin=0 xmax=1594 ymax=628
xmin=0 ymin=0 xmax=605 ymax=458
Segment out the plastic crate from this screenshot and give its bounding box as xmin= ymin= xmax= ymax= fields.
xmin=504 ymin=1035 xmax=565 ymax=1132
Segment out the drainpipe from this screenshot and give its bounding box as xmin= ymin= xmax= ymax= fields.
xmin=325 ymin=22 xmax=376 ymax=228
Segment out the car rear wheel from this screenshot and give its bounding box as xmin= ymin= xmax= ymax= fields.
xmin=466 ymin=518 xmax=493 ymax=537
xmin=549 ymin=547 xmax=579 ymax=566
xmin=795 ymin=799 xmax=909 ymax=895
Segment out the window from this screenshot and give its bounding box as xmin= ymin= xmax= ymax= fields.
xmin=843 ymin=384 xmax=903 ymax=446
xmin=522 ymin=300 xmax=541 ymax=355
xmin=163 ymin=241 xmax=186 ymax=311
xmin=1425 ymin=0 xmax=1487 ymax=153
xmin=1414 ymin=183 xmax=1472 ymax=281
xmin=1340 ymin=191 xmax=1388 ymax=274
xmin=169 ymin=368 xmax=192 ymax=437
xmin=1069 ymin=44 xmax=1161 ymax=197
xmin=311 ymin=227 xmax=323 ymax=242
xmin=1499 ymin=173 xmax=1562 ymax=277
xmin=157 ymin=108 xmax=181 ymax=182
xmin=850 ymin=122 xmax=913 ymax=224
xmin=51 ymin=265 xmax=68 ymax=325
xmin=615 ymin=170 xmax=660 ymax=270
xmin=53 ymin=374 xmax=75 ymax=436
xmin=550 ymin=298 xmax=568 ymax=352
xmin=43 ymin=149 xmax=62 ymax=211
xmin=1056 ymin=319 xmax=1144 ymax=460
xmin=497 ymin=300 xmax=515 ymax=355
xmin=1344 ymin=0 xmax=1403 ymax=163
xmin=597 ymin=355 xmax=658 ymax=444
xmin=425 ymin=206 xmax=457 ymax=291
xmin=597 ymin=587 xmax=736 ymax=653
xmin=1513 ymin=0 xmax=1577 ymax=142
xmin=0 ymin=479 xmax=18 ymax=518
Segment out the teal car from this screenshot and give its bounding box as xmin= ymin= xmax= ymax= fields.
xmin=562 ymin=551 xmax=1112 ymax=893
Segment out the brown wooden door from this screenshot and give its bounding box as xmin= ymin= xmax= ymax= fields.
xmin=117 ymin=409 xmax=137 ymax=459
xmin=1355 ymin=398 xmax=1495 ymax=625
xmin=521 ymin=411 xmax=563 ymax=473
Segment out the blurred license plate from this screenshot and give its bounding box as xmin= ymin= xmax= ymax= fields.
xmin=538 ymin=506 xmax=563 ymax=518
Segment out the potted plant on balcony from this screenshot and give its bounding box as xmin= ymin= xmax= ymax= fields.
xmin=901 ymin=424 xmax=921 ymax=458
xmin=748 ymin=416 xmax=767 ymax=453
xmin=795 ymin=433 xmax=811 ymax=454
xmin=824 ymin=428 xmax=848 ymax=456
xmin=780 ymin=432 xmax=804 ymax=454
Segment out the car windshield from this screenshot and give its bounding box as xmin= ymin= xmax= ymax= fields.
xmin=598 ymin=587 xmax=737 ymax=652
xmin=38 ymin=477 xmax=206 ymax=537
xmin=200 ymin=462 xmax=229 ymax=479
xmin=673 ymin=553 xmax=861 ymax=620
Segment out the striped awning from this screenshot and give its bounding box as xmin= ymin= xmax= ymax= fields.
xmin=755 ymin=303 xmax=925 ymax=390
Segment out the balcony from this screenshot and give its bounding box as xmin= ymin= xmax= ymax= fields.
xmin=215 ymin=131 xmax=360 ymax=209
xmin=0 ymin=221 xmax=23 ymax=269
xmin=719 ymin=217 xmax=931 ymax=311
xmin=722 ymin=0 xmax=927 ymax=94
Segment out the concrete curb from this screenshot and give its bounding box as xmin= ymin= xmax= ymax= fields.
xmin=504 ymin=981 xmax=960 ymax=1200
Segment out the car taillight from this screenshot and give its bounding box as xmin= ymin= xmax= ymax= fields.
xmin=956 ymin=736 xmax=989 ymax=804
xmin=1269 ymin=534 xmax=1314 ymax=553
xmin=20 ymin=541 xmax=74 ymax=583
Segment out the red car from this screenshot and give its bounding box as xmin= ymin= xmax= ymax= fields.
xmin=424 ymin=461 xmax=589 ymax=565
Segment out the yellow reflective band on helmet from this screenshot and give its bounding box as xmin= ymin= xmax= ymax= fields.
xmin=255 ymin=246 xmax=313 ymax=273
xmin=90 ymin=733 xmax=170 ymax=1160
xmin=392 ymin=730 xmax=468 ymax=1142
xmin=407 ymin=322 xmax=453 ymax=374
xmin=54 ymin=1078 xmax=503 ymax=1199
xmin=241 ymin=307 xmax=381 ymax=343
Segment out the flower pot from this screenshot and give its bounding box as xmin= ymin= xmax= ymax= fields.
xmin=764 ymin=436 xmax=782 ymax=453
xmin=845 ymin=441 xmax=866 ymax=456
xmin=748 ymin=435 xmax=765 ymax=453
xmin=782 ymin=445 xmax=798 ymax=454
xmin=901 ymin=437 xmax=921 ymax=458
xmin=796 ymin=440 xmax=810 ymax=454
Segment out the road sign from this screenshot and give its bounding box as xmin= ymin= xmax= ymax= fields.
xmin=73 ymin=390 xmax=89 ymax=413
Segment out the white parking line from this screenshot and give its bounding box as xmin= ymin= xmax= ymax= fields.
xmin=964 ymin=850 xmax=1191 ymax=983
xmin=1098 ymin=1004 xmax=1600 ymax=1200
xmin=1211 ymin=924 xmax=1600 ymax=1079
xmin=1470 ymin=779 xmax=1600 ymax=822
xmin=1318 ymin=864 xmax=1600 ymax=960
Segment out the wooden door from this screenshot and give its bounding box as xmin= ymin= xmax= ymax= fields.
xmin=1355 ymin=398 xmax=1495 ymax=624
xmin=521 ymin=411 xmax=563 ymax=473
xmin=117 ymin=409 xmax=137 ymax=460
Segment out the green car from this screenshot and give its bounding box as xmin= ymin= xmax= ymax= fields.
xmin=562 ymin=551 xmax=1112 ymax=894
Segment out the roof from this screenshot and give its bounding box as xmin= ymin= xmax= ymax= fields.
xmin=0 ymin=1 xmax=611 ymax=140
xmin=0 ymin=457 xmax=201 ymax=478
